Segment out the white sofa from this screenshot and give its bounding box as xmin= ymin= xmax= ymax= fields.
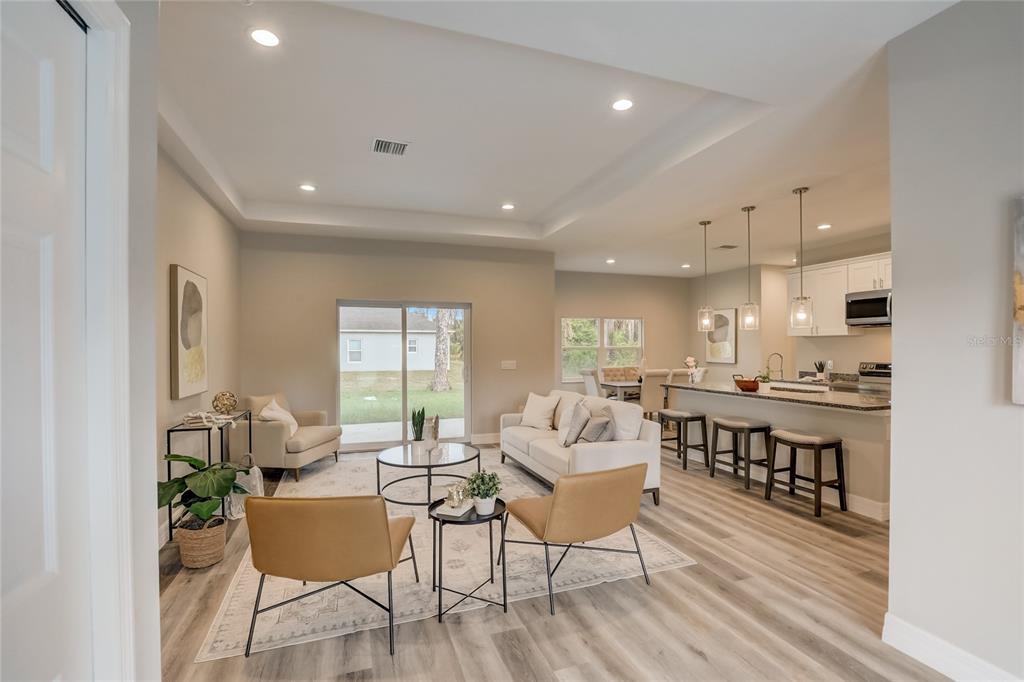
xmin=500 ymin=390 xmax=662 ymax=505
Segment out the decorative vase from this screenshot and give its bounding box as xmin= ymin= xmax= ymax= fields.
xmin=473 ymin=496 xmax=496 ymax=515
xmin=411 ymin=439 xmax=426 ymax=456
xmin=816 ymin=372 xmax=826 ymax=380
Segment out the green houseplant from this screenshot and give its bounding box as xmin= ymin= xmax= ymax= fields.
xmin=158 ymin=455 xmax=249 ymax=568
xmin=411 ymin=407 xmax=426 ymax=441
xmin=465 ymin=470 xmax=501 ymax=515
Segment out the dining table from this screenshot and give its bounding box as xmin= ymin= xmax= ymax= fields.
xmin=600 ymin=380 xmax=641 ymax=401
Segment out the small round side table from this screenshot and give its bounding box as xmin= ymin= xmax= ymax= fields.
xmin=428 ymin=497 xmax=507 ymax=622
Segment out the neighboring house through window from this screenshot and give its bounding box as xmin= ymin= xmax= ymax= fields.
xmin=559 ymin=317 xmax=644 ymax=382
xmin=347 ymin=338 xmax=363 ymax=363
xmin=407 ymin=338 xmax=418 ymax=353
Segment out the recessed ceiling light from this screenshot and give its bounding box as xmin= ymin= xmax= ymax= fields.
xmin=250 ymin=29 xmax=280 ymax=47
xmin=681 ymin=263 xmax=691 ymax=269
xmin=299 ymin=183 xmax=316 ymax=192
xmin=606 ymin=258 xmax=616 ymax=264
xmin=817 ymin=223 xmax=832 ymax=230
xmin=612 ymin=99 xmax=633 ymax=111
xmin=501 ymin=203 xmax=515 ymax=211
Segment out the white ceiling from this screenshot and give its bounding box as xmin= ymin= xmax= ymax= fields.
xmin=158 ymin=0 xmax=952 ymax=275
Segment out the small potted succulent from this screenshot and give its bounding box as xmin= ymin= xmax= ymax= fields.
xmin=158 ymin=455 xmax=249 ymax=568
xmin=814 ymin=361 xmax=827 ymax=381
xmin=465 ymin=470 xmax=501 ymax=515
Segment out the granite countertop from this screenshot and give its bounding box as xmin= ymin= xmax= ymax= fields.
xmin=662 ymin=381 xmax=891 ymax=412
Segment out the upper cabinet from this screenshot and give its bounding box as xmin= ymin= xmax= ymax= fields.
xmin=848 ymin=255 xmax=893 ymax=292
xmin=786 ymin=252 xmax=891 ymax=337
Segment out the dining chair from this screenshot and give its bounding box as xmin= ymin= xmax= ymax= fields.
xmin=244 ymin=495 xmax=417 ymax=656
xmin=639 ymin=369 xmax=670 ymax=420
xmin=499 ymin=463 xmax=650 ymax=615
xmin=580 ymin=368 xmax=604 ymax=397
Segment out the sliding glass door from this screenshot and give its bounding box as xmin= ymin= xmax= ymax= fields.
xmin=338 ymin=302 xmax=470 ymax=450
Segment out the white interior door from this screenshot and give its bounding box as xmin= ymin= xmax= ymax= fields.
xmin=1 ymin=2 xmax=93 ymax=680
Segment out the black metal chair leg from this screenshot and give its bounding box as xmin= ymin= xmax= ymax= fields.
xmin=497 ymin=513 xmax=508 ymax=566
xmin=387 ymin=571 xmax=394 ymax=656
xmin=408 ymin=536 xmax=419 ymax=582
xmin=629 ymin=524 xmax=651 ymax=586
xmin=244 ymin=573 xmax=266 ymax=657
xmin=544 ymin=542 xmax=555 ymax=615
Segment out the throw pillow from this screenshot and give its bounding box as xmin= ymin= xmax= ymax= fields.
xmin=520 ymin=392 xmax=559 ymax=430
xmin=602 ymin=400 xmax=643 ymax=440
xmin=578 ymin=416 xmax=613 ymax=443
xmin=550 ymin=390 xmax=583 ymax=428
xmin=259 ymin=398 xmax=299 ymax=437
xmin=561 ymin=401 xmax=592 ymax=446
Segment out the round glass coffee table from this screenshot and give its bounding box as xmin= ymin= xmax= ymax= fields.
xmin=376 ymin=442 xmax=481 ymax=506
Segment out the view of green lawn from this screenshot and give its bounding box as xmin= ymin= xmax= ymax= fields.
xmin=339 ymin=361 xmax=464 ymax=424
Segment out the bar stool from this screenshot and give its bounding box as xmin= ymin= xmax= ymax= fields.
xmin=658 ymin=409 xmax=708 ymax=470
xmin=765 ymin=429 xmax=847 ymax=517
xmin=709 ymin=416 xmax=771 ymax=489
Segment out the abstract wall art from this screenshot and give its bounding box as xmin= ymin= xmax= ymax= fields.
xmin=705 ymin=308 xmax=737 ymax=364
xmin=171 ymin=264 xmax=208 ymax=399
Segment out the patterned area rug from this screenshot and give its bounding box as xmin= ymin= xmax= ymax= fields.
xmin=195 ymin=448 xmax=695 ymax=661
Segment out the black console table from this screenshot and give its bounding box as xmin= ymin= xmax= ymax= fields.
xmin=164 ymin=410 xmax=252 ymax=541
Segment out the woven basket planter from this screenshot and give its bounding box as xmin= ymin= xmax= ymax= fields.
xmin=177 ymin=518 xmax=226 ymax=568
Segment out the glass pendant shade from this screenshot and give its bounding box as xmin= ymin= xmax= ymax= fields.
xmin=739 ymin=302 xmax=760 ymax=331
xmin=789 ymin=296 xmax=813 ymax=329
xmin=697 ymin=305 xmax=714 ymax=332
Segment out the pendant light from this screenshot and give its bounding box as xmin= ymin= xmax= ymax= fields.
xmin=789 ymin=187 xmax=813 ymax=329
xmin=739 ymin=205 xmax=760 ymax=331
xmin=697 ymin=220 xmax=714 ymax=332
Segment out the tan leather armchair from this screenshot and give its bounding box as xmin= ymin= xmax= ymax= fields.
xmin=500 ymin=463 xmax=650 ymax=615
xmin=231 ymin=393 xmax=342 ymax=480
xmin=244 ymin=495 xmax=417 ymax=656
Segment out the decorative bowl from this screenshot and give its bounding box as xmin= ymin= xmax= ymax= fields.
xmin=733 ymin=378 xmax=760 ymax=392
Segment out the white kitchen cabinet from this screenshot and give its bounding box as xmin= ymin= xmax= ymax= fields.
xmin=878 ymin=256 xmax=892 ymax=289
xmin=786 ymin=266 xmax=861 ymax=337
xmin=846 ymin=256 xmax=893 ymax=292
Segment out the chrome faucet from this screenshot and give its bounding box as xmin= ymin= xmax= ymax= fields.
xmin=767 ymin=353 xmax=784 ymax=380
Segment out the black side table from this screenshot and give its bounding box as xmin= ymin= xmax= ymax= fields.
xmin=165 ymin=409 xmax=252 ymax=541
xmin=428 ymin=498 xmax=507 ymax=622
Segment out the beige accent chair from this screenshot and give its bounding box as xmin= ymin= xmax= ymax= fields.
xmin=639 ymin=369 xmax=670 ymax=420
xmin=231 ymin=393 xmax=341 ymax=481
xmin=244 ymin=495 xmax=417 ymax=656
xmin=500 ymin=464 xmax=650 ymax=615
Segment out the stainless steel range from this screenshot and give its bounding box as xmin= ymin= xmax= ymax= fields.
xmin=830 ymin=362 xmax=891 ymax=395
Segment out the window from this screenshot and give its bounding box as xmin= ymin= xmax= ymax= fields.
xmin=560 ymin=317 xmax=644 ymax=382
xmin=407 ymin=338 xmax=418 ymax=353
xmin=347 ymin=338 xmax=363 ymax=363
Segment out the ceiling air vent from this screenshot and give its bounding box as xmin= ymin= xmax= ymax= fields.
xmin=715 ymin=244 xmax=739 ymax=250
xmin=372 ymin=138 xmax=409 ymax=156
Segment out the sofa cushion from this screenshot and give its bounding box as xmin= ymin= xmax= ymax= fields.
xmin=559 ymin=402 xmax=592 ymax=446
xmin=249 ymin=392 xmax=291 ymax=416
xmin=503 ymin=425 xmax=555 ymax=453
xmin=602 ymin=400 xmax=644 ymax=441
xmin=260 ymin=398 xmax=299 ymax=437
xmin=578 ymin=416 xmax=613 ymax=443
xmin=549 ymin=390 xmax=583 ymax=428
xmin=528 ymin=439 xmax=571 ymax=475
xmin=286 ymin=425 xmax=342 ymax=453
xmin=521 ymin=392 xmax=560 ymax=430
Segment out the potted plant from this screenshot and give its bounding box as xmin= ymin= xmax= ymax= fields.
xmin=814 ymin=361 xmax=827 ymax=380
xmin=410 ymin=407 xmax=427 ymax=454
xmin=465 ymin=470 xmax=501 ymax=515
xmin=157 ymin=455 xmax=249 ymax=568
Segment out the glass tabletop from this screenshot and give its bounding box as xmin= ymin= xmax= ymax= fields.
xmin=377 ymin=442 xmax=481 ymax=468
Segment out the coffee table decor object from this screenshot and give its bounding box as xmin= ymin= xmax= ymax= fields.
xmin=434 ymin=482 xmax=473 ymax=519
xmin=429 ymin=497 xmax=507 ymax=622
xmin=376 ymin=442 xmax=481 ymax=507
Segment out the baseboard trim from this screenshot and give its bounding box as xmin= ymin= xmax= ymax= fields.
xmin=673 ymin=448 xmax=890 ymax=521
xmin=471 ymin=432 xmax=499 ymax=445
xmin=882 ymin=612 xmax=1018 ymax=681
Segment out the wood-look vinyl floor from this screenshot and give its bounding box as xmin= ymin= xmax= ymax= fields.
xmin=159 ymin=447 xmax=944 ymax=682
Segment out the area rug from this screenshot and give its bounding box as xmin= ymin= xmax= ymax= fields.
xmin=195 ymin=448 xmax=695 ymax=661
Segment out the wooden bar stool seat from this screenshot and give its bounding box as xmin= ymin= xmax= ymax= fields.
xmin=659 ymin=409 xmax=708 ymax=470
xmin=709 ymin=416 xmax=771 ymax=489
xmin=765 ymin=428 xmax=848 ymax=517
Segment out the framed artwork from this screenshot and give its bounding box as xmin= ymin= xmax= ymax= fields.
xmin=170 ymin=265 xmax=208 ymax=399
xmin=705 ymin=308 xmax=737 ymax=364
xmin=1014 ymin=196 xmax=1024 ymax=404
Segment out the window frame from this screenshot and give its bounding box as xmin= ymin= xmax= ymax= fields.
xmin=346 ymin=338 xmax=363 ymax=364
xmin=407 ymin=337 xmax=418 ymax=354
xmin=559 ymin=317 xmax=644 ymax=383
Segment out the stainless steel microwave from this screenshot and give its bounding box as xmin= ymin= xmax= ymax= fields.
xmin=845 ymin=289 xmax=891 ymax=326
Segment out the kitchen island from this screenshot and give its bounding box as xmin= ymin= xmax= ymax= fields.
xmin=663 ymin=381 xmax=891 ymax=520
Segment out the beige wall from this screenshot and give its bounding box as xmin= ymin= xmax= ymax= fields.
xmin=238 ymin=234 xmax=555 ymax=437
xmin=156 ymin=152 xmax=241 ymax=480
xmin=553 ymin=271 xmax=689 ymax=389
